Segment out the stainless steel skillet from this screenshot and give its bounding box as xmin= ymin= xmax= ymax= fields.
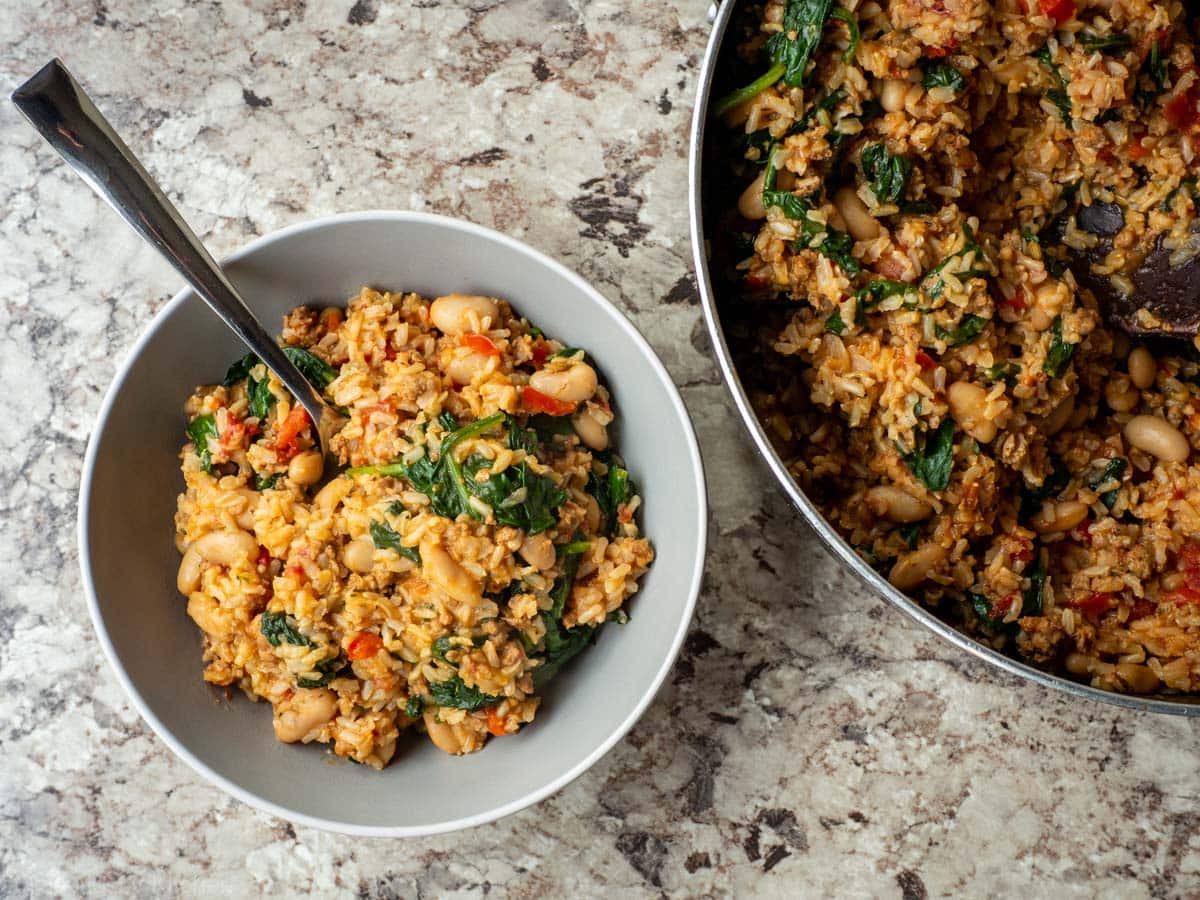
xmin=687 ymin=0 xmax=1200 ymax=715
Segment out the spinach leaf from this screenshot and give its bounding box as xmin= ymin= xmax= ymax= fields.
xmin=898 ymin=199 xmax=936 ymax=215
xmin=548 ymin=347 xmax=585 ymax=361
xmin=431 ymin=635 xmax=456 ymax=661
xmin=829 ymin=8 xmax=859 ymax=62
xmin=860 ymin=143 xmax=912 ymax=203
xmin=969 ymin=592 xmax=1018 ymax=634
xmin=856 ymin=278 xmax=916 ymax=307
xmin=815 ymin=230 xmax=861 ymax=275
xmin=922 ymin=224 xmax=989 ymax=299
xmin=247 ymin=374 xmax=276 ymax=420
xmin=587 ymin=458 xmax=633 ymax=537
xmin=297 ymin=656 xmax=350 ymax=689
xmin=899 ymin=523 xmax=921 ymax=548
xmin=405 ymin=696 xmax=423 ymax=719
xmin=529 ymin=413 xmax=574 ymax=447
xmin=1160 ymin=177 xmax=1198 ymax=212
xmin=429 ymin=677 xmax=500 ymax=711
xmin=369 ymin=519 xmax=420 ymax=564
xmin=533 ymin=623 xmax=597 ymax=688
xmin=762 ymin=143 xmax=862 ymax=274
xmin=984 ymin=361 xmax=1020 ymax=388
xmin=1088 ymin=457 xmax=1126 ymax=510
xmin=462 ymin=453 xmax=567 ymax=535
xmin=506 ymin=413 xmax=540 ymax=456
xmin=282 ymin=347 xmax=338 ymax=390
xmin=1019 ymin=455 xmax=1071 ymax=522
xmin=253 ymin=472 xmax=279 ymax=491
xmin=1043 ymin=315 xmax=1076 ymax=378
xmin=1033 ymin=45 xmax=1073 ymax=129
xmin=923 ymin=64 xmax=966 ymax=92
xmin=825 ymin=310 xmax=846 ymax=334
xmin=935 ymin=314 xmax=989 ymax=347
xmin=223 ymin=353 xmax=257 ymax=386
xmin=187 ymin=414 xmax=219 ymax=474
xmin=765 ymin=0 xmax=836 ymax=87
xmin=261 ymin=611 xmax=312 ymax=647
xmin=1147 ymin=40 xmax=1168 ymax=91
xmin=1078 ymin=33 xmax=1131 ymax=54
xmin=902 ymin=419 xmax=955 ymax=491
xmin=794 ymin=88 xmax=847 ymax=131
xmin=711 ymin=63 xmax=785 ymax=119
xmin=1022 ymin=555 xmax=1047 ymax=617
xmin=534 ymin=541 xmax=596 ymax=688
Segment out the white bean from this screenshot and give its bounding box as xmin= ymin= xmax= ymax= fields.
xmin=946 ymin=381 xmax=998 ymax=444
xmin=446 ymin=349 xmax=493 ymax=386
xmin=1124 ymin=415 xmax=1190 ymax=462
xmin=529 ymin=362 xmax=598 ymax=403
xmin=1105 ymin=375 xmax=1138 ymax=413
xmin=429 ymin=294 xmax=499 ymax=335
xmin=1031 ymin=500 xmax=1089 ymax=534
xmin=581 ymin=493 xmax=602 ymax=534
xmin=423 ymin=710 xmax=470 ymax=755
xmin=833 ymin=186 xmax=880 ymax=241
xmin=572 ymin=407 xmax=609 ymax=450
xmin=1128 ymin=346 xmax=1156 ymax=389
xmin=865 ymin=485 xmax=932 ymax=523
xmin=889 ymin=543 xmax=947 ymax=591
xmin=177 ymin=546 xmax=204 ymax=595
xmin=343 ymin=536 xmax=376 ymax=573
xmin=192 ymin=529 xmax=258 ymax=567
xmin=518 ymin=532 xmax=555 ymax=570
xmin=738 ymin=170 xmax=767 ymax=220
xmin=880 ymin=78 xmax=909 ymax=112
xmin=288 ymin=449 xmax=324 ymax=486
xmin=273 ymin=688 xmax=338 ymax=743
xmin=420 ymin=538 xmax=481 ymax=603
xmin=186 ymin=594 xmax=223 ymax=637
xmin=314 ymin=476 xmax=353 ymax=510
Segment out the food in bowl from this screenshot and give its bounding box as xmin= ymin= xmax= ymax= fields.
xmin=712 ymin=1 xmax=1200 ymax=693
xmin=174 ymin=286 xmax=652 ymax=767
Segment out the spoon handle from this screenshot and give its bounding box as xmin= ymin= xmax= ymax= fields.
xmin=11 ymin=58 xmax=333 ymax=440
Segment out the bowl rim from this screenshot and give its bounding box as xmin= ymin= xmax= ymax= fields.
xmin=77 ymin=209 xmax=710 ymax=835
xmin=687 ymin=1 xmax=1200 ymax=717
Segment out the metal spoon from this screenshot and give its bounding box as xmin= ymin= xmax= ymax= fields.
xmin=11 ymin=58 xmax=345 ymax=462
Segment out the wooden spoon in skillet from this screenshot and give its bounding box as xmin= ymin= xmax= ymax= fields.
xmin=1065 ymin=200 xmax=1200 ymax=339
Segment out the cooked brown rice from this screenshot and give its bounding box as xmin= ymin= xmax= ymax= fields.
xmin=175 ymin=287 xmax=652 ymax=766
xmin=715 ymin=1 xmax=1200 ymax=693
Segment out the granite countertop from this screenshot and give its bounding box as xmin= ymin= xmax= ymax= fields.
xmin=2 ymin=1 xmax=1198 ymax=896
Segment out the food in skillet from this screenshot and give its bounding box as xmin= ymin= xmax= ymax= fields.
xmin=174 ymin=287 xmax=652 ymax=766
xmin=714 ymin=0 xmax=1200 ymax=692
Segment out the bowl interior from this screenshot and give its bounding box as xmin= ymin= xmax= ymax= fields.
xmin=81 ymin=213 xmax=705 ymax=833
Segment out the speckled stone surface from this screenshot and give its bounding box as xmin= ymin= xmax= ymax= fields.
xmin=2 ymin=1 xmax=1199 ymax=897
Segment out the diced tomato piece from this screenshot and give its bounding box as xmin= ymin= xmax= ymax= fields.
xmin=1071 ymin=592 xmax=1113 ymax=618
xmin=617 ymin=504 xmax=634 ymax=524
xmin=916 ymin=350 xmax=937 ymax=371
xmin=1180 ymin=541 xmax=1200 ymax=572
xmin=284 ymin=563 xmax=306 ymax=582
xmin=486 ymin=706 xmax=506 ymax=737
xmin=1164 ymin=90 xmax=1199 ymax=131
xmin=347 ymin=632 xmax=384 ymax=661
xmin=745 ymin=273 xmax=770 ymax=289
xmin=1167 ymin=586 xmax=1200 ymax=606
xmin=319 ymin=307 xmax=343 ymax=333
xmin=256 ymin=545 xmax=271 ymax=570
xmin=462 ymin=334 xmax=500 ymax=356
xmin=1129 ymin=599 xmax=1156 ymax=621
xmin=219 ymin=414 xmax=248 ymax=452
xmin=1071 ymin=520 xmax=1093 ymax=546
xmin=273 ymin=405 xmax=311 ymax=458
xmin=1002 ymin=290 xmax=1027 ymax=313
xmin=384 ymin=344 xmax=398 ymax=361
xmin=1128 ymin=139 xmax=1149 ymax=160
xmin=522 ymin=387 xmax=576 ymax=416
xmin=993 ymin=594 xmax=1017 ymax=619
xmin=1038 ymin=0 xmax=1075 ymax=25
xmin=531 ymin=341 xmax=552 ymax=366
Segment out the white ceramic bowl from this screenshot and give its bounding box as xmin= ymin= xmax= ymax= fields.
xmin=79 ymin=212 xmax=706 ymax=836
